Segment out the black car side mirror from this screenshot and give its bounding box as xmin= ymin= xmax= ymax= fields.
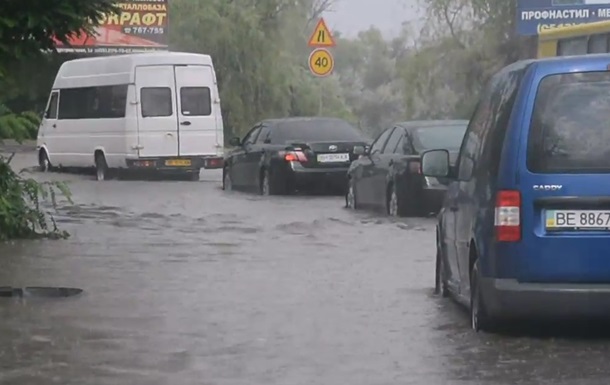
xmin=228 ymin=137 xmax=241 ymax=147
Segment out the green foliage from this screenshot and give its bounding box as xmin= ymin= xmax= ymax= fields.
xmin=0 ymin=0 xmax=118 ymax=75
xmin=0 ymin=0 xmax=109 ymax=240
xmin=0 ymin=154 xmax=71 ymax=241
xmin=169 ymin=0 xmax=355 ymax=137
xmin=401 ymin=0 xmax=534 ymax=119
xmin=0 ymin=105 xmax=40 ymax=141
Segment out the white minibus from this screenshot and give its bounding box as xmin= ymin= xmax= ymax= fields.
xmin=37 ymin=52 xmax=224 ymax=181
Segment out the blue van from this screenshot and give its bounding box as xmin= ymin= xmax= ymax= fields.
xmin=421 ymin=54 xmax=610 ymax=332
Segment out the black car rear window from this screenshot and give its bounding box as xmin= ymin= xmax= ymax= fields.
xmin=527 ymin=72 xmax=610 ymax=173
xmin=415 ymin=124 xmax=467 ymax=151
xmin=272 ymin=119 xmax=365 ymax=143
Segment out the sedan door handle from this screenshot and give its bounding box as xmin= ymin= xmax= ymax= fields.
xmin=180 ymin=121 xmax=191 ymax=126
xmin=449 ymin=206 xmax=458 ymax=212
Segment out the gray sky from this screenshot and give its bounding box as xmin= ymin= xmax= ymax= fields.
xmin=323 ymin=0 xmax=422 ymax=38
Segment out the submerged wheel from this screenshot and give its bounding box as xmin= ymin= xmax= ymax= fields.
xmin=388 ymin=184 xmax=400 ymax=217
xmin=470 ymin=260 xmax=493 ymax=332
xmin=261 ymin=169 xmax=271 ymax=196
xmin=223 ymin=168 xmax=232 ymax=190
xmin=38 ymin=150 xmax=51 ymax=172
xmin=345 ymin=178 xmax=358 ymax=209
xmin=434 ymin=246 xmax=449 ymax=297
xmin=95 ymin=153 xmax=108 ymax=181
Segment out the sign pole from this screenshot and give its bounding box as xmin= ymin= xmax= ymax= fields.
xmin=319 ymin=83 xmax=323 ymax=116
xmin=307 ymin=17 xmax=336 ymax=117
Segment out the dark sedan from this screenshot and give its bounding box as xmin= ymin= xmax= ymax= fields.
xmin=345 ymin=120 xmax=468 ymax=217
xmin=223 ymin=117 xmax=369 ymax=195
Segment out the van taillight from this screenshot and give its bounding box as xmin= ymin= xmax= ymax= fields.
xmin=494 ymin=190 xmax=521 ymax=242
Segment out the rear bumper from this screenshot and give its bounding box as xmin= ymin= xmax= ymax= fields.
xmin=126 ymin=156 xmax=223 ymax=172
xmin=286 ymin=162 xmax=349 ymax=189
xmin=482 ymin=277 xmax=610 ymax=319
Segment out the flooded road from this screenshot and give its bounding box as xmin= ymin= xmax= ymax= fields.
xmin=2 ymin=151 xmax=610 ymax=385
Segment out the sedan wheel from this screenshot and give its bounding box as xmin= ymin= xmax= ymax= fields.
xmin=223 ymin=170 xmax=232 ymax=191
xmin=388 ymin=185 xmax=399 ymax=217
xmin=261 ymin=170 xmax=271 ymax=196
xmin=346 ymin=181 xmax=357 ymax=209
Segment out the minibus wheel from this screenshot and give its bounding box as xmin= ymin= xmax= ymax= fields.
xmin=95 ymin=153 xmax=108 ymax=181
xmin=38 ymin=150 xmax=51 ymax=172
xmin=470 ymin=260 xmax=492 ymax=332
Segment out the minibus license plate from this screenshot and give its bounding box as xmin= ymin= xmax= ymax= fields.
xmin=165 ymin=159 xmax=191 ymax=167
xmin=317 ymin=153 xmax=349 ymax=163
xmin=546 ymin=210 xmax=610 ymax=230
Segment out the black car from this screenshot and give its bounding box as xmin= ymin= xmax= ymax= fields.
xmin=222 ymin=117 xmax=369 ymax=195
xmin=345 ymin=120 xmax=468 ymax=217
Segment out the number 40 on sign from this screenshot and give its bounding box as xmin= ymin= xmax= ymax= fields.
xmin=308 ymin=48 xmax=334 ymax=77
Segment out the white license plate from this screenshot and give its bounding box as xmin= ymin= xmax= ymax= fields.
xmin=546 ymin=210 xmax=610 ymax=230
xmin=317 ymin=153 xmax=350 ymax=163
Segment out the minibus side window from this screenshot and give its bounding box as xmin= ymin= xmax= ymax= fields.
xmin=527 ymin=72 xmax=610 ymax=173
xmin=45 ymin=92 xmax=59 ymax=119
xmin=557 ymin=36 xmax=588 ymax=56
xmin=58 ymin=85 xmax=128 ymax=119
xmin=588 ymin=33 xmax=608 ymax=53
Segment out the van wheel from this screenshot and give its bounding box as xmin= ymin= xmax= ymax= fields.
xmin=38 ymin=150 xmax=51 ymax=172
xmin=470 ymin=260 xmax=493 ymax=332
xmin=95 ymin=153 xmax=109 ymax=181
xmin=434 ymin=246 xmax=449 ymax=297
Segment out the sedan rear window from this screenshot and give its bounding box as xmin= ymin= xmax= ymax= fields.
xmin=415 ymin=124 xmax=467 ymax=151
xmin=273 ymin=119 xmax=365 ymax=143
xmin=527 ymin=72 xmax=610 ymax=173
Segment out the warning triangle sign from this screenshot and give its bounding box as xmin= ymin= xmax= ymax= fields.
xmin=308 ymin=18 xmax=336 ymax=47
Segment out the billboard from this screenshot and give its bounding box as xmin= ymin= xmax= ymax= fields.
xmin=517 ymin=0 xmax=610 ymax=35
xmin=55 ymin=0 xmax=168 ymax=54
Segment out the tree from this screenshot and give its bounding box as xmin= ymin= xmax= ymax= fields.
xmin=0 ymin=0 xmax=118 ymax=74
xmin=169 ymin=0 xmax=354 ymax=138
xmin=0 ymin=0 xmax=116 ymax=240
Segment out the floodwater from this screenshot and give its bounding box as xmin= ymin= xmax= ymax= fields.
xmin=1 ymin=151 xmax=610 ymax=385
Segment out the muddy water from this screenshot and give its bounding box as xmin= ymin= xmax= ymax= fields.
xmin=1 ymin=152 xmax=610 ymax=385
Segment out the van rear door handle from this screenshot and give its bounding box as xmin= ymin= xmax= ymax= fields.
xmin=180 ymin=121 xmax=191 ymax=126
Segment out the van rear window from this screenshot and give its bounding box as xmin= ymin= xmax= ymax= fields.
xmin=527 ymin=72 xmax=610 ymax=173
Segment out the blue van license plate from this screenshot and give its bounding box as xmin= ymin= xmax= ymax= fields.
xmin=546 ymin=210 xmax=610 ymax=230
